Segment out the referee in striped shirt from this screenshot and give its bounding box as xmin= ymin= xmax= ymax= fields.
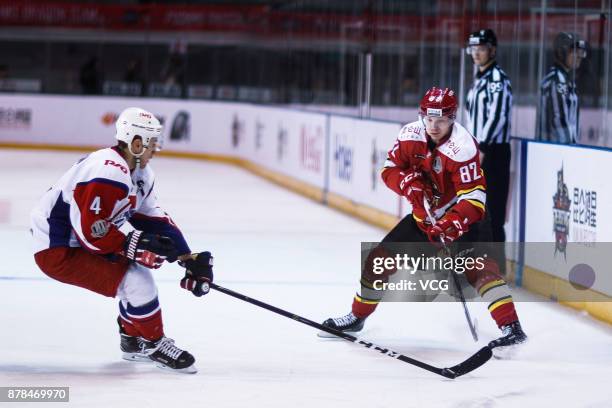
xmin=537 ymin=32 xmax=587 ymax=144
xmin=465 ymin=29 xmax=512 ymax=274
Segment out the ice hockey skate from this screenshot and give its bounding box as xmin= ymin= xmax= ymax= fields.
xmin=488 ymin=321 xmax=528 ymax=359
xmin=119 ymin=319 xmax=197 ymax=373
xmin=142 ymin=337 xmax=197 ymax=374
xmin=119 ymin=322 xmax=151 ymax=363
xmin=318 ymin=312 xmax=366 ymax=338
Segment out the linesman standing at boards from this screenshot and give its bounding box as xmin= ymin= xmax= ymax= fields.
xmin=465 ymin=29 xmax=512 ymax=274
xmin=537 ymin=32 xmax=587 ymax=144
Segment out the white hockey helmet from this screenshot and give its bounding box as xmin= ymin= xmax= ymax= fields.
xmin=115 ymin=107 xmax=162 ymax=157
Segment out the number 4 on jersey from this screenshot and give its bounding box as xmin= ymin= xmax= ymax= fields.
xmin=459 ymin=162 xmax=481 ymax=183
xmin=90 ymin=196 xmax=102 ymax=214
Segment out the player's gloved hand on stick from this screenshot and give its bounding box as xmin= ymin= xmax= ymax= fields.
xmin=426 ymin=212 xmax=468 ymax=244
xmin=179 ymin=251 xmax=214 ymax=297
xmin=399 ymin=170 xmax=431 ymax=224
xmin=124 ymin=230 xmax=178 ymax=269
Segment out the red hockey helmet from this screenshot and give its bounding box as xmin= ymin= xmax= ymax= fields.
xmin=419 ymin=87 xmax=458 ymax=119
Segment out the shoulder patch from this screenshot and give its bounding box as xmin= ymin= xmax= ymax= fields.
xmin=437 ymin=124 xmax=478 ymax=163
xmin=398 ymin=121 xmax=426 ymax=142
xmin=91 ymin=219 xmax=110 ymax=238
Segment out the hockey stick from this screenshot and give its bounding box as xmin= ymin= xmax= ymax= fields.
xmin=423 ymin=197 xmax=479 ymax=342
xmin=208 ymin=281 xmax=492 ymax=379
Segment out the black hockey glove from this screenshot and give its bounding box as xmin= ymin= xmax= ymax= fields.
xmin=179 ymin=251 xmax=214 ymax=297
xmin=124 ymin=230 xmax=178 ymax=269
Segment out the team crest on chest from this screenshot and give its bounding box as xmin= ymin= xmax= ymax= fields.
xmin=433 ymin=156 xmax=442 ymax=173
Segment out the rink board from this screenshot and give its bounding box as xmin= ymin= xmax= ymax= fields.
xmin=521 ymin=141 xmax=612 ymax=321
xmin=524 ymin=141 xmax=612 ymax=299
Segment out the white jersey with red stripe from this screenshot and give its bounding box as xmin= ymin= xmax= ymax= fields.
xmin=30 ymin=147 xmax=189 ymax=256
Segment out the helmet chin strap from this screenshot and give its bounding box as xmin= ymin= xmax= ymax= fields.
xmin=127 ymin=136 xmax=148 ymax=158
xmin=128 ymin=146 xmax=145 ymax=158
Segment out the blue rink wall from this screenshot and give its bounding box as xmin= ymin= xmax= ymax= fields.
xmin=0 ymin=94 xmax=610 ymax=324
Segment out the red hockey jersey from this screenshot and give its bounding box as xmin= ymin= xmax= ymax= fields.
xmin=382 ymin=120 xmax=486 ymax=226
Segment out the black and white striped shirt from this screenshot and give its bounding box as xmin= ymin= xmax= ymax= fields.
xmin=537 ymin=64 xmax=579 ymax=144
xmin=466 ymin=62 xmax=513 ymax=145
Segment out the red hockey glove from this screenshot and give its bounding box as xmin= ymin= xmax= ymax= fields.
xmin=124 ymin=230 xmax=177 ymax=269
xmin=426 ymin=212 xmax=469 ymax=244
xmin=399 ymin=170 xmax=430 ymax=224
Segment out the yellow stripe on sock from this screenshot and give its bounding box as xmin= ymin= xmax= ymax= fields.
xmin=360 ymin=278 xmax=377 ymax=289
xmin=488 ymin=296 xmax=513 ymax=312
xmin=354 ymin=294 xmax=380 ymax=305
xmin=479 ymin=279 xmax=506 ymax=296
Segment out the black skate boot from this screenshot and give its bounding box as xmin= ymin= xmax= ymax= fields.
xmin=318 ymin=312 xmax=366 ymax=338
xmin=488 ymin=321 xmax=527 ymax=359
xmin=142 ymin=337 xmax=197 ymax=374
xmin=118 ymin=318 xmax=150 ymax=362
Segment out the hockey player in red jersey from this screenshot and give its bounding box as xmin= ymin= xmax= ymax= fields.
xmin=30 ymin=107 xmax=213 ymax=373
xmin=322 ymin=87 xmax=526 ymax=352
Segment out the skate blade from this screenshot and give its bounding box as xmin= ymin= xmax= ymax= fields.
xmin=492 ymin=341 xmax=526 ymax=360
xmin=154 ymin=362 xmax=198 ymax=374
xmin=317 ymin=330 xmax=360 ymax=339
xmin=122 ymin=352 xmax=154 ymax=363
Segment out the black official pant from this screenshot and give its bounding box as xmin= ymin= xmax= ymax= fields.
xmin=480 ymin=142 xmax=511 ymax=274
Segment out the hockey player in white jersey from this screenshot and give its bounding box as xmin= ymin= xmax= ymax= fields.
xmin=31 ymin=107 xmax=213 ymax=373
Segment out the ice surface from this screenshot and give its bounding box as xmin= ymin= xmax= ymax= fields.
xmin=0 ymin=150 xmax=610 ymax=408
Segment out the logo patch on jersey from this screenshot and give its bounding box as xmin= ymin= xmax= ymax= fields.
xmin=488 ymin=82 xmax=503 ymax=93
xmin=104 ymin=160 xmax=128 ymax=174
xmin=136 ymin=180 xmax=146 ymax=196
xmin=556 ymin=83 xmax=568 ymax=95
xmin=91 ymin=219 xmax=109 ymax=238
xmin=443 ymin=141 xmax=459 ymax=156
xmin=399 ymin=126 xmax=423 ymax=141
xmin=433 ymin=156 xmax=442 ymax=173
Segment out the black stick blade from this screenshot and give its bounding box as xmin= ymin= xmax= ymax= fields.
xmin=441 ymin=346 xmax=493 ymax=379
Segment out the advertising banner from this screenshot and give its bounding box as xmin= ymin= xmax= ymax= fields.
xmin=245 ymin=106 xmax=328 ymax=188
xmin=328 ymin=116 xmax=401 ymax=216
xmin=525 ymin=141 xmax=611 ymax=295
xmin=0 ymin=95 xmax=329 ymax=189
